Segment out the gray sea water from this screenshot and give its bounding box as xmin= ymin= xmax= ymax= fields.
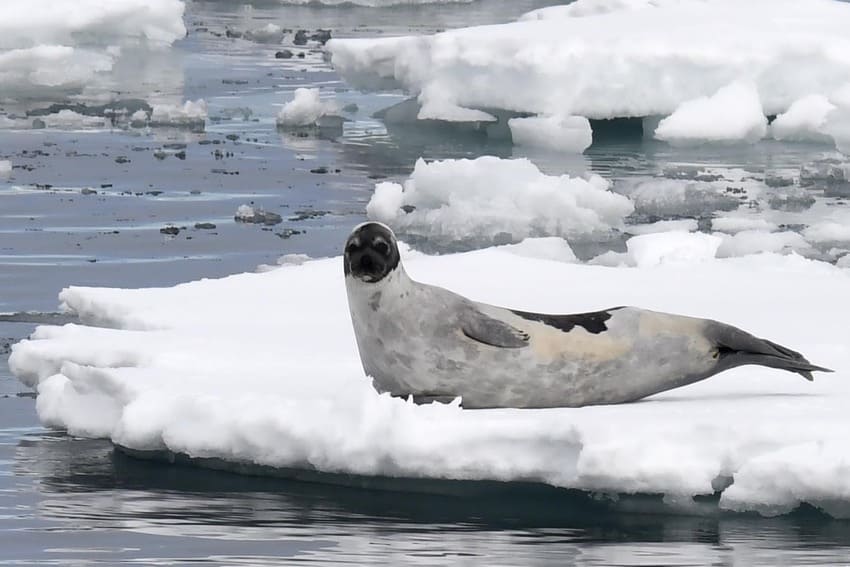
xmin=3 ymin=1 xmax=850 ymax=564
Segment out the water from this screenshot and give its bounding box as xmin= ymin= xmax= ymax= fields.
xmin=2 ymin=0 xmax=850 ymax=563
xmin=3 ymin=398 xmax=850 ymax=565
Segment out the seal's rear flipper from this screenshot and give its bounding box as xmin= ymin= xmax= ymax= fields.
xmin=707 ymin=322 xmax=833 ymax=380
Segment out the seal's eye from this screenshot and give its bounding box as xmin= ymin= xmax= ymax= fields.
xmin=345 ymin=242 xmax=359 ymax=255
xmin=373 ymin=240 xmax=389 ymax=256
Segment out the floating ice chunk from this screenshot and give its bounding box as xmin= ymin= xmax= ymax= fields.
xmin=263 ymin=0 xmax=473 ymax=4
xmin=587 ymin=250 xmax=631 ymax=267
xmin=0 ymin=0 xmax=185 ymax=96
xmin=276 ymin=88 xmax=339 ymax=128
xmin=717 ymin=230 xmax=809 ymax=258
xmin=770 ymin=95 xmax=836 ymax=143
xmin=149 ymin=99 xmax=207 ymax=128
xmin=40 ymin=109 xmax=108 ymax=129
xmin=712 ymin=216 xmax=779 ymax=234
xmin=508 ymin=115 xmax=592 ymax=153
xmin=256 ymin=254 xmax=313 ymax=273
xmin=0 ymin=45 xmax=112 ymax=92
xmin=628 ymin=219 xmax=698 ymax=235
xmin=0 ymin=160 xmax=11 ymax=175
xmin=626 ymin=231 xmax=721 ymax=267
xmin=366 ymin=156 xmax=633 ymax=246
xmin=519 ymin=0 xmax=674 ymax=21
xmin=244 ymin=24 xmax=285 ymax=44
xmin=619 ymin=178 xmax=742 ymax=219
xmin=418 ymin=99 xmax=496 ymax=123
xmin=235 ymin=205 xmax=256 ymax=221
xmin=330 ymin=0 xmax=850 ymax=124
xmin=655 ymin=82 xmax=767 ymax=146
xmin=497 ymin=238 xmax=578 ymax=263
xmin=234 ymin=205 xmax=282 ymax=225
xmin=0 ymin=0 xmax=185 ymax=49
xmin=804 ymin=221 xmax=850 ymax=243
xmin=821 ymin=105 xmax=850 ymax=155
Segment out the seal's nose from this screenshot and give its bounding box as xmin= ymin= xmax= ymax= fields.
xmin=359 ymin=254 xmax=375 ymax=272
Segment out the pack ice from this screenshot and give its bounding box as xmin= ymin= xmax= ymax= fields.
xmin=10 ymin=238 xmax=850 ymax=517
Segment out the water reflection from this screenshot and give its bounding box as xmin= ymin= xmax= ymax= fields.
xmin=5 ymin=426 xmax=850 ymax=566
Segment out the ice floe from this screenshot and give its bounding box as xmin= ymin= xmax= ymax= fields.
xmin=10 ymin=240 xmax=850 ymax=517
xmin=365 ymin=156 xmax=633 ymax=247
xmin=508 ymin=115 xmax=592 ymax=153
xmin=770 ymin=95 xmax=837 ymax=143
xmin=0 ymin=0 xmax=185 ymax=97
xmin=328 ymin=0 xmax=850 ymax=150
xmin=148 ymin=99 xmax=208 ymax=129
xmin=276 ymin=88 xmax=339 ymax=129
xmin=653 ymin=82 xmax=767 ymax=146
xmin=275 ymin=0 xmax=473 ymax=4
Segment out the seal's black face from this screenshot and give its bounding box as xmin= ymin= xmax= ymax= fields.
xmin=344 ymin=222 xmax=400 ymax=283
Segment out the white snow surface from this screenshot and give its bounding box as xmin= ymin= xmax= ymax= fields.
xmin=328 ymin=0 xmax=850 ymax=133
xmin=0 ymin=0 xmax=185 ymax=94
xmin=366 ymin=156 xmax=633 ymax=243
xmin=276 ymin=88 xmax=338 ymax=128
xmin=519 ymin=0 xmax=679 ymax=21
xmin=654 ymin=82 xmax=767 ymax=145
xmin=0 ymin=160 xmax=11 ymax=175
xmin=10 ymin=244 xmax=850 ymax=517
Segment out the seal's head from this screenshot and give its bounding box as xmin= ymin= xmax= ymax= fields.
xmin=344 ymin=222 xmax=400 ymax=283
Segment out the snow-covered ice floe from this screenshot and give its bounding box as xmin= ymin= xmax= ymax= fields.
xmin=328 ymin=0 xmax=850 ymax=149
xmin=10 ymin=241 xmax=850 ymax=517
xmin=276 ymin=88 xmax=341 ymax=130
xmin=366 ymin=156 xmax=633 ymax=246
xmin=0 ymin=0 xmax=185 ymax=98
xmin=272 ymin=0 xmax=474 ymax=4
xmin=130 ymin=99 xmax=209 ymax=130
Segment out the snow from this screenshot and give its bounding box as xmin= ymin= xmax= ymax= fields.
xmin=770 ymin=95 xmax=837 ymax=143
xmin=10 ymin=241 xmax=850 ymax=517
xmin=276 ymin=88 xmax=339 ymax=128
xmin=0 ymin=0 xmax=185 ymax=95
xmin=625 ymin=231 xmax=721 ymax=268
xmin=508 ymin=115 xmax=593 ymax=153
xmin=497 ymin=238 xmax=578 ymax=264
xmin=365 ymin=156 xmax=633 ymax=245
xmin=0 ymin=161 xmax=11 ymax=175
xmin=654 ymin=82 xmax=767 ymax=146
xmin=717 ymin=230 xmax=810 ymax=259
xmin=328 ymin=0 xmax=850 ymax=146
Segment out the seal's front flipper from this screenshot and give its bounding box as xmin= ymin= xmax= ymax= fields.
xmin=459 ymin=307 xmax=530 ymax=348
